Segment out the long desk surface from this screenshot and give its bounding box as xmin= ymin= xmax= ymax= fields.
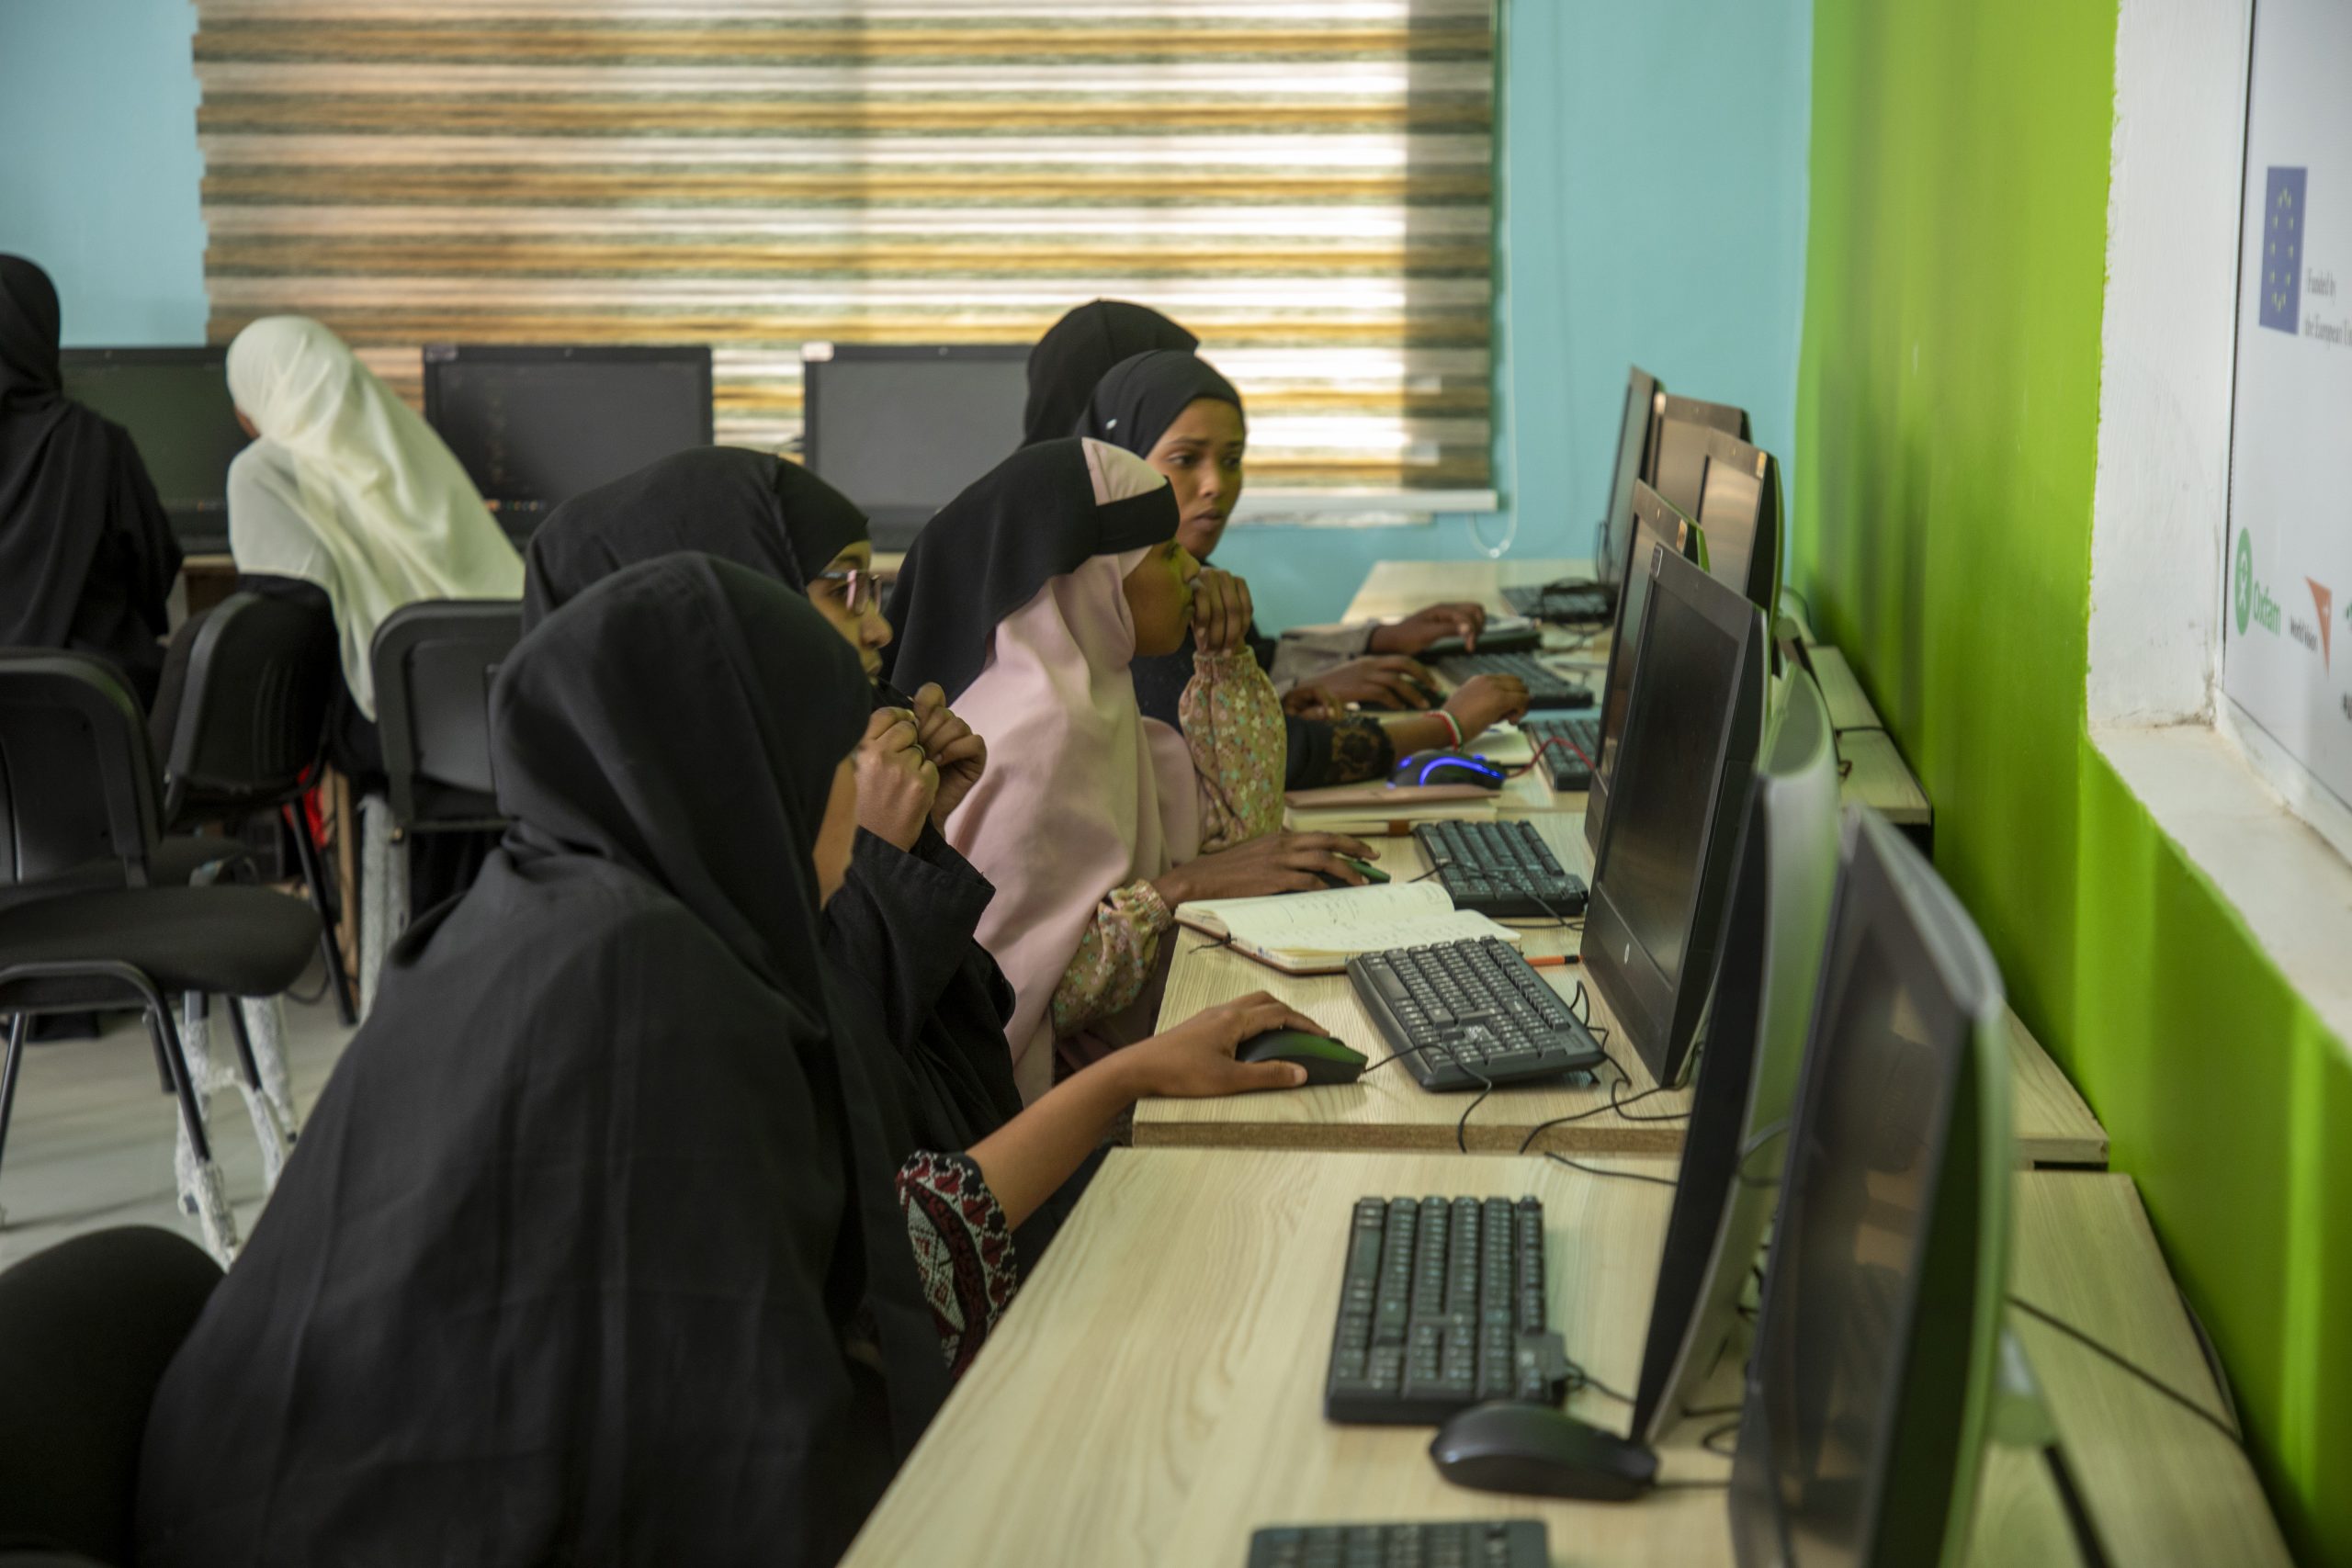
xmin=842 ymin=1155 xmax=2284 ymax=1566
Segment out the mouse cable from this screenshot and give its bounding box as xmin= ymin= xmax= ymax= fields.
xmin=1544 ymin=1151 xmax=1679 ymax=1190
xmin=1450 ymin=1047 xmax=1497 ymax=1153
xmin=1565 ymin=1364 xmax=1635 ymax=1406
xmin=1654 ymin=1478 xmax=1733 ymax=1492
xmin=2006 ymin=1294 xmax=2243 ymax=1445
xmin=1701 ymin=1418 xmax=1744 ymax=1459
xmin=1514 ymin=1084 xmax=1674 ymax=1152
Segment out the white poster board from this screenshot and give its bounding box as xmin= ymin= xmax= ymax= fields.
xmin=2224 ymin=0 xmax=2352 ymax=813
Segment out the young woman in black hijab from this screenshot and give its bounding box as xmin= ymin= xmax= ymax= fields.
xmin=0 ymin=254 xmax=182 ymax=706
xmin=1081 ymin=349 xmax=1533 ymax=785
xmin=1020 ymin=297 xmax=1199 ymax=448
xmin=524 ymin=446 xmax=1021 ymax=1161
xmin=137 ymin=557 xmax=1319 ymax=1567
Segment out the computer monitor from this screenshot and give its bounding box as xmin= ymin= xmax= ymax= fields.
xmin=1690 ymin=428 xmax=1783 ymax=616
xmin=1729 ymin=807 xmax=2014 ymax=1568
xmin=1579 ymin=547 xmax=1767 ymax=1088
xmin=801 ymin=344 xmax=1032 ymax=548
xmin=1584 ymin=482 xmax=1705 ymax=856
xmin=58 ymin=347 xmax=250 ymax=553
xmin=1630 ymin=670 xmax=1841 ymax=1446
xmin=1593 ymin=366 xmax=1664 ymax=572
xmin=422 ymin=344 xmax=714 ymax=538
xmin=1648 ymin=400 xmax=1748 ymax=518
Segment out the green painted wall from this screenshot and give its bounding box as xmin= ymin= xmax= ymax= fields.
xmin=1797 ymin=3 xmax=2352 ymax=1561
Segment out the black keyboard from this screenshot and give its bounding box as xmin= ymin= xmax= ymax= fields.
xmin=1346 ymin=938 xmax=1605 ymax=1091
xmin=1248 ymin=1519 xmax=1549 ymax=1568
xmin=1518 ymin=716 xmax=1601 ymax=792
xmin=1326 ymin=1195 xmax=1571 ymax=1423
xmin=1413 ymin=820 xmax=1589 ymax=919
xmin=1503 ymin=580 xmax=1614 ymax=625
xmin=1430 ymin=652 xmax=1593 ymax=710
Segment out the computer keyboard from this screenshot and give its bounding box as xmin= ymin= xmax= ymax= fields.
xmin=1430 ymin=652 xmax=1594 ymax=710
xmin=1518 ymin=715 xmax=1601 ymax=792
xmin=1346 ymin=938 xmax=1605 ymax=1092
xmin=1503 ymin=580 xmax=1614 ymax=625
xmin=1247 ymin=1519 xmax=1549 ymax=1568
xmin=1413 ymin=820 xmax=1589 ymax=919
xmin=1326 ymin=1195 xmax=1571 ymax=1424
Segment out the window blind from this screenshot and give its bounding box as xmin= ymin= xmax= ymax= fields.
xmin=194 ymin=0 xmax=1495 ymax=510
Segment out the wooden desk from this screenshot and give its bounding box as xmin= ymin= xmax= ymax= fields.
xmin=840 ymin=1148 xmax=1732 ymax=1568
xmin=180 ymin=552 xmax=239 ymax=618
xmin=1970 ymin=1173 xmax=2291 ymax=1567
xmin=1343 ymin=558 xmax=1587 ymax=624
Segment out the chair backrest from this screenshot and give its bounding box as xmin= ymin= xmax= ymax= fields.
xmin=151 ymin=592 xmax=339 ymax=824
xmin=370 ymin=601 xmax=523 ymax=829
xmin=0 ymin=653 xmax=163 ymax=889
xmin=0 ymin=1227 xmax=221 ymax=1565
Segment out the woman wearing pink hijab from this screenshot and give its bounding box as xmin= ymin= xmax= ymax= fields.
xmin=886 ymin=437 xmax=1382 ymax=1101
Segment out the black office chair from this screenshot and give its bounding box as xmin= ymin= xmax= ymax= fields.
xmin=0 ymin=652 xmax=322 ymax=1258
xmin=0 ymin=1226 xmax=220 ymax=1567
xmin=150 ymin=592 xmax=352 ymax=1023
xmin=361 ymin=601 xmax=520 ymax=1015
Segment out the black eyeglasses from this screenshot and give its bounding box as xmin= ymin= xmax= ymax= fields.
xmin=813 ymin=568 xmax=882 ymax=613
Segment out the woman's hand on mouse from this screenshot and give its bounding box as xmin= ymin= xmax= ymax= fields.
xmin=1151 ymin=830 xmax=1379 ymax=908
xmin=1442 ymin=674 xmax=1532 ymax=739
xmin=1369 ymin=601 xmax=1488 ymax=656
xmin=1190 ymin=566 xmax=1256 ymax=655
xmin=1117 ymin=992 xmax=1334 ymax=1098
xmin=908 ymin=682 xmax=987 ymax=827
xmin=853 ymin=706 xmax=939 ymax=851
xmin=1317 ymin=654 xmax=1441 ymax=711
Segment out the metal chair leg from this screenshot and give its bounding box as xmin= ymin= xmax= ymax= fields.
xmin=284 ymin=802 xmax=356 ymax=1026
xmin=0 ymin=1013 xmax=26 ymax=1221
xmin=227 ymin=996 xmax=296 ymax=1190
xmin=148 ymin=1001 xmax=237 ymax=1263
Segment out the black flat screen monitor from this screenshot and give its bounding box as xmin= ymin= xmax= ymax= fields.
xmin=1730 ymin=808 xmax=2014 ymax=1568
xmin=801 ymin=344 xmax=1032 ymax=548
xmin=1631 ymin=670 xmax=1843 ymax=1444
xmin=1579 ymin=546 xmax=1766 ymax=1088
xmin=1649 ymin=399 xmax=1748 ymax=517
xmin=1690 ymin=427 xmax=1783 ymax=615
xmin=58 ymin=347 xmax=250 ymax=553
xmin=1594 ymin=366 xmax=1664 ymax=571
xmin=1584 ymin=481 xmax=1703 ymax=856
xmin=422 ymin=344 xmax=714 ymax=538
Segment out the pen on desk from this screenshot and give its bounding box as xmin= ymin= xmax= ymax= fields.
xmin=1524 ymin=953 xmax=1578 ymax=968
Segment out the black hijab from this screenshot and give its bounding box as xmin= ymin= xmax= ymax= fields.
xmin=1079 ymin=352 xmax=1259 ymax=727
xmin=882 ymin=436 xmax=1178 ymax=702
xmin=0 ymin=255 xmax=180 ymax=701
xmin=1021 ymin=299 xmax=1197 ymax=447
xmin=139 ymin=558 xmax=952 ymax=1568
xmin=523 ymin=445 xmax=866 ymax=623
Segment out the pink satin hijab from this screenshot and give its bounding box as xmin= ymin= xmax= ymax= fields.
xmin=944 ymin=440 xmax=1202 ymax=1101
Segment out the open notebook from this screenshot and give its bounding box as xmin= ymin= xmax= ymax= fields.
xmin=1173 ymin=880 xmax=1520 ymax=976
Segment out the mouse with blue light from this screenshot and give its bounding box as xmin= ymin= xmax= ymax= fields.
xmin=1393 ymin=748 xmax=1510 ymax=790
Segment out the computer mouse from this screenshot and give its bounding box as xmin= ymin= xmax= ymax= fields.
xmin=1313 ymin=855 xmax=1393 ymax=889
xmin=1428 ymin=1402 xmax=1658 ymax=1502
xmin=1394 ymin=749 xmax=1508 ymax=790
xmin=1234 ymin=1029 xmax=1368 ymax=1086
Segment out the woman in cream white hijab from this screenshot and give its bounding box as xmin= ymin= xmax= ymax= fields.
xmin=225 ymin=315 xmax=522 ymax=780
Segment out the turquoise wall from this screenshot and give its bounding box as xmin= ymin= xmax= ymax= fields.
xmin=0 ymin=0 xmax=1811 ymax=629
xmin=0 ymin=0 xmax=208 ymax=346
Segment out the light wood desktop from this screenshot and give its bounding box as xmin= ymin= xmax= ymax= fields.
xmin=839 ymin=1148 xmax=1732 ymax=1568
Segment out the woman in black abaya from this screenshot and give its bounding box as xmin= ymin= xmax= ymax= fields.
xmin=139 ymin=557 xmax=1313 ymax=1567
xmin=0 ymin=254 xmax=182 ymax=706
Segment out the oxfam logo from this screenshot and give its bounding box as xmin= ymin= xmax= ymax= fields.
xmin=2234 ymin=531 xmax=2282 ymax=637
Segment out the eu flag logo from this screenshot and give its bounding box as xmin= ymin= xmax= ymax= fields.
xmin=2261 ymin=166 xmax=2306 ymax=333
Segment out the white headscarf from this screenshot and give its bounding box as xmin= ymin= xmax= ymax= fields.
xmin=226 ymin=316 xmax=522 ymax=716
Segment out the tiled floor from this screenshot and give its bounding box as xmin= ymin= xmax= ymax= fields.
xmin=0 ymin=960 xmax=356 ymax=1269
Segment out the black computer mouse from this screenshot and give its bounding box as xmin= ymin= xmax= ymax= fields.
xmin=1394 ymin=749 xmax=1508 ymax=790
xmin=1429 ymin=1402 xmax=1658 ymax=1501
xmin=1234 ymin=1029 xmax=1368 ymax=1086
xmin=1312 ymin=855 xmax=1394 ymax=889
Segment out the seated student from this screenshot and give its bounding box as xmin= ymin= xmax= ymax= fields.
xmin=1083 ymin=348 xmax=1532 ymax=784
xmin=522 ymin=446 xmax=1022 ymax=1163
xmin=224 ymin=314 xmax=522 ymax=784
xmin=137 ymin=557 xmax=1321 ymax=1567
xmin=0 ymin=254 xmax=182 ymax=706
xmin=1022 ymin=298 xmax=1492 ymax=712
xmin=887 ymin=436 xmax=1379 ymax=1101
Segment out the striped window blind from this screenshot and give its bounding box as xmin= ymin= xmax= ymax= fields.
xmin=194 ymin=0 xmax=1495 ymax=517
